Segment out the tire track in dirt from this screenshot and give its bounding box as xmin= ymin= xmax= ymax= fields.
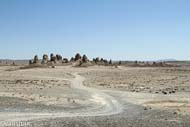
xmin=0 ymin=73 xmax=123 ymax=124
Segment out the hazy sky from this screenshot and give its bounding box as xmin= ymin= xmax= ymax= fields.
xmin=0 ymin=0 xmax=190 ymax=60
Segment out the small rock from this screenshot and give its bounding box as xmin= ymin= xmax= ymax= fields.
xmin=172 ymin=90 xmax=176 ymax=93
xmin=181 ymin=88 xmax=185 ymax=91
xmin=162 ymin=91 xmax=167 ymax=95
xmin=144 ymin=107 xmax=151 ymax=111
xmin=131 ymin=90 xmax=135 ymax=92
xmin=135 ymin=90 xmax=139 ymax=92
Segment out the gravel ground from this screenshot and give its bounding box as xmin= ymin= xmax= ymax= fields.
xmin=0 ymin=65 xmax=190 ymax=127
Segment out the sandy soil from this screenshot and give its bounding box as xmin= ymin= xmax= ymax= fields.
xmin=0 ymin=65 xmax=190 ymax=127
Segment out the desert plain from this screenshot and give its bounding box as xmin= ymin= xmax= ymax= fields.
xmin=0 ymin=63 xmax=190 ymax=127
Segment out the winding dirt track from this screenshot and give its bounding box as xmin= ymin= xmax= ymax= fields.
xmin=0 ymin=73 xmax=123 ymax=124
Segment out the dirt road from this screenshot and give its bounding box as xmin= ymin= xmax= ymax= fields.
xmin=0 ymin=72 xmax=122 ymax=125
xmin=1 ymin=66 xmax=190 ymax=127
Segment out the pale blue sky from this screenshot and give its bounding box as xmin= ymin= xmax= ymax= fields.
xmin=0 ymin=0 xmax=190 ymax=60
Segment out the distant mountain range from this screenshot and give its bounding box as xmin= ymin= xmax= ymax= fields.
xmin=156 ymin=59 xmax=178 ymax=62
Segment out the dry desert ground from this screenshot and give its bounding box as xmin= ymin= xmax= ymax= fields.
xmin=0 ymin=65 xmax=190 ymax=127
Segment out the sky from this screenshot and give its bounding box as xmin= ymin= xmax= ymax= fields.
xmin=0 ymin=0 xmax=190 ymax=60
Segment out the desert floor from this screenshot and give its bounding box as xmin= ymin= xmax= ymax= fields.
xmin=0 ymin=65 xmax=190 ymax=127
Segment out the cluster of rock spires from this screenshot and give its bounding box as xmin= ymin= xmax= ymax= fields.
xmin=29 ymin=53 xmax=175 ymax=68
xmin=92 ymin=57 xmax=112 ymax=65
xmin=29 ymin=53 xmax=112 ymax=67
